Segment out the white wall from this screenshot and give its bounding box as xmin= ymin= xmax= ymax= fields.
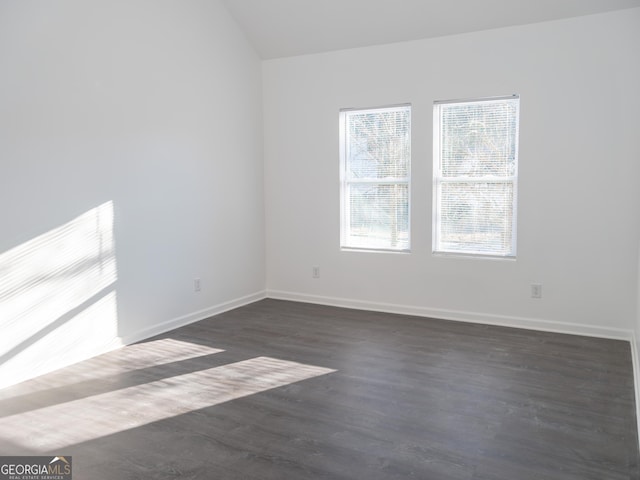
xmin=1 ymin=2 xmax=638 ymax=391
xmin=0 ymin=0 xmax=265 ymax=387
xmin=264 ymin=9 xmax=640 ymax=338
xmin=636 ymin=241 xmax=640 ymax=421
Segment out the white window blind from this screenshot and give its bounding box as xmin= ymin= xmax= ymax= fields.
xmin=433 ymin=96 xmax=519 ymax=257
xmin=340 ymin=105 xmax=411 ymax=251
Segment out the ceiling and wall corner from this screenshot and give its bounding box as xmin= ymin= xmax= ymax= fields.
xmin=220 ymin=0 xmax=640 ymax=59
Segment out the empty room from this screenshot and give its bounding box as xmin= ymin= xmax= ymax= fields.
xmin=1 ymin=1 xmax=640 ymax=479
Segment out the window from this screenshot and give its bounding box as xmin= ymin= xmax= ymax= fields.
xmin=433 ymin=96 xmax=519 ymax=257
xmin=340 ymin=105 xmax=411 ymax=251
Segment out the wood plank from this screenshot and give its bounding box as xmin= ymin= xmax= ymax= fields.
xmin=0 ymin=299 xmax=637 ymax=479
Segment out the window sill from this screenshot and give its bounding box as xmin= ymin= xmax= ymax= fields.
xmin=341 ymin=247 xmax=411 ymax=255
xmin=432 ymin=251 xmax=516 ymax=261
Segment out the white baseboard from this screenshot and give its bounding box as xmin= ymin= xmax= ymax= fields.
xmin=266 ymin=289 xmax=634 ymax=341
xmin=120 ymin=290 xmax=267 ymax=346
xmin=631 ymin=333 xmax=640 ymax=449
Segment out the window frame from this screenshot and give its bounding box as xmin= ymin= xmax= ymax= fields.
xmin=339 ymin=104 xmax=412 ymax=253
xmin=432 ymin=95 xmax=520 ymax=258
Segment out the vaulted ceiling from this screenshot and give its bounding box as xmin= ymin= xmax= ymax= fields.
xmin=220 ymin=0 xmax=640 ymax=59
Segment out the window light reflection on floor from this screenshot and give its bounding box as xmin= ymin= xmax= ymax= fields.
xmin=0 ymin=338 xmax=225 ymax=400
xmin=0 ymin=356 xmax=336 ymax=452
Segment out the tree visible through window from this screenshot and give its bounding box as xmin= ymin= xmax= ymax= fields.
xmin=340 ymin=105 xmax=411 ymax=251
xmin=433 ymin=96 xmax=519 ymax=257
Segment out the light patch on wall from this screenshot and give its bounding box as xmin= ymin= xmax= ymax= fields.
xmin=0 ymin=201 xmax=120 ymax=389
xmin=0 ymin=356 xmax=336 ymax=451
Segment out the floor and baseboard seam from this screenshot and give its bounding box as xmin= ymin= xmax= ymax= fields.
xmin=120 ymin=290 xmax=268 ymax=346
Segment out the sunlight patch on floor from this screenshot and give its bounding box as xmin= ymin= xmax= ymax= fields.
xmin=0 ymin=338 xmax=225 ymax=399
xmin=0 ymin=356 xmax=336 ymax=452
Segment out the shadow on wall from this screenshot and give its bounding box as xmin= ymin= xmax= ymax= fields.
xmin=0 ymin=201 xmax=122 ymax=389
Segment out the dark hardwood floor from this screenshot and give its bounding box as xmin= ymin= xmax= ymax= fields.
xmin=0 ymin=299 xmax=638 ymax=479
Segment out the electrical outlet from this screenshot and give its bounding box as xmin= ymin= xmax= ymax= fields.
xmin=312 ymin=266 xmax=320 ymax=279
xmin=531 ymin=283 xmax=542 ymax=299
xmin=194 ymin=278 xmax=201 ymax=292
